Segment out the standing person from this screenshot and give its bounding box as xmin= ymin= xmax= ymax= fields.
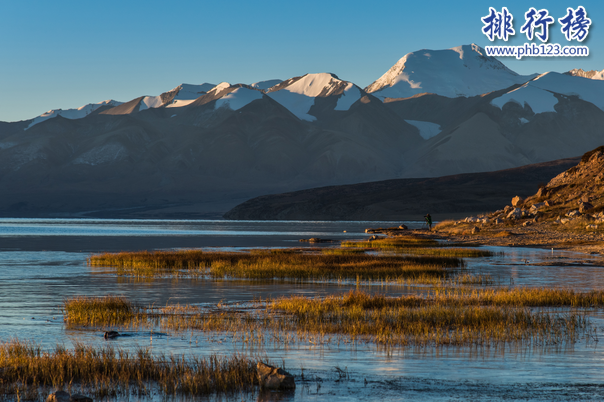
xmin=424 ymin=214 xmax=432 ymax=230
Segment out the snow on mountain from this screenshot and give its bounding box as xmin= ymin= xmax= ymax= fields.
xmin=565 ymin=68 xmax=604 ymax=80
xmin=215 ymin=87 xmax=264 ymax=111
xmin=334 ymin=83 xmax=362 ymax=111
xmin=26 ymin=100 xmax=123 ymax=129
xmin=267 ymin=73 xmax=360 ymax=121
xmin=405 ymin=120 xmax=441 ymax=140
xmin=366 ymin=44 xmax=537 ymax=99
xmin=139 ymin=96 xmax=163 ymax=111
xmin=250 ymin=79 xmax=282 ymax=91
xmin=165 ymin=83 xmax=215 ymax=108
xmin=491 ymin=72 xmax=604 ymax=114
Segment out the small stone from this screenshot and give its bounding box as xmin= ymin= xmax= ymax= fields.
xmin=257 ymin=362 xmax=296 ymax=390
xmin=586 ymin=225 xmax=599 ymax=231
xmin=364 ymin=229 xmax=374 ymax=234
xmin=522 ymin=221 xmax=532 ymax=227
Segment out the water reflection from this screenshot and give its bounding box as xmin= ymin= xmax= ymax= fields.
xmin=2 ymin=219 xmax=604 ymax=400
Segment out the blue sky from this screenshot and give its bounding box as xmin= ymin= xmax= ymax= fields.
xmin=0 ymin=0 xmax=601 ymax=122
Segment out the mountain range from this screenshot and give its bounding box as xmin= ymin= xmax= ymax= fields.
xmin=1 ymin=44 xmax=603 ymax=218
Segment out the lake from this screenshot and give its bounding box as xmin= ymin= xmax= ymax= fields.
xmin=2 ymin=218 xmax=604 ymax=401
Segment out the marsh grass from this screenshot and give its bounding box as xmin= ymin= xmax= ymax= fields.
xmin=342 ymin=239 xmax=495 ymax=258
xmin=89 ymin=250 xmax=465 ymax=283
xmin=342 ymin=236 xmax=439 ymax=249
xmin=63 ymin=287 xmax=598 ymax=348
xmin=0 ymin=340 xmax=257 ymax=399
xmin=269 ymin=290 xmax=590 ymax=346
xmin=63 ymin=295 xmax=140 ymax=326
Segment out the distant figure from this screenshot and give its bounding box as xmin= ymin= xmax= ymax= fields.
xmin=424 ymin=214 xmax=432 ymax=230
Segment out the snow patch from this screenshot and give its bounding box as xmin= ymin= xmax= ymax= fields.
xmin=73 ymin=143 xmax=127 ymax=166
xmin=208 ymin=82 xmax=231 ymax=94
xmin=166 ymin=99 xmax=197 ymax=108
xmin=520 ymin=117 xmax=529 ymax=124
xmin=334 ymin=83 xmax=361 ymax=111
xmin=491 ymin=83 xmax=558 ymax=114
xmin=491 ymin=72 xmax=604 ymax=113
xmin=250 ymin=79 xmax=282 ymax=91
xmin=215 ymin=87 xmax=263 ymax=111
xmin=405 ymin=120 xmax=441 ymax=139
xmin=139 ymin=96 xmax=163 ymax=111
xmin=26 ymin=100 xmax=122 ymax=129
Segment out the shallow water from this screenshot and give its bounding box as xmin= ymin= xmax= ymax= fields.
xmin=2 ymin=218 xmax=604 ymax=401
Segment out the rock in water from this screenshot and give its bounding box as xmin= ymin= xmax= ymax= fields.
xmin=104 ymin=331 xmax=120 ymax=339
xmin=256 ymin=362 xmax=296 ymax=390
xmin=399 ymin=224 xmax=408 ymax=230
xmin=46 ymin=391 xmax=70 ymax=402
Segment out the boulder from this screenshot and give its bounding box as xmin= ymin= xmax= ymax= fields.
xmin=506 ymin=208 xmax=523 ymax=220
xmin=561 ymin=218 xmax=570 ymax=224
xmin=579 ymin=202 xmax=594 ymax=213
xmin=364 ymin=229 xmax=375 ymax=233
xmin=511 ymin=196 xmax=524 ymax=207
xmin=529 ymin=202 xmax=545 ymax=213
xmin=536 ymin=187 xmax=548 ymax=198
xmin=398 ymin=224 xmax=408 ymax=230
xmin=471 ymin=226 xmax=480 ymax=234
xmin=256 ymin=362 xmax=295 ymax=390
xmin=494 ymin=218 xmax=502 ymax=225
xmin=567 ymin=210 xmax=581 ymax=218
xmin=522 ymin=221 xmax=532 ymax=227
xmin=586 ymin=225 xmax=599 ymax=230
xmin=368 ymin=235 xmax=383 ymax=241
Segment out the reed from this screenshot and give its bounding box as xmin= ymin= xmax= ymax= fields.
xmin=268 ymin=291 xmax=590 ymax=346
xmin=89 ymin=250 xmax=464 ymax=282
xmin=62 ymin=286 xmax=597 ymax=348
xmin=0 ymin=340 xmax=257 ymax=398
xmin=63 ymin=295 xmax=140 ymax=326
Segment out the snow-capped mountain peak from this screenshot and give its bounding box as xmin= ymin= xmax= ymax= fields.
xmin=267 ymin=73 xmax=362 ymax=121
xmin=365 ymin=43 xmax=537 ymax=99
xmin=564 ymin=68 xmax=604 ymax=80
xmin=26 ymin=99 xmax=123 ymax=130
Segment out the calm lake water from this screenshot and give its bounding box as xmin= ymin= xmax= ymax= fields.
xmin=1 ymin=218 xmax=604 ymax=401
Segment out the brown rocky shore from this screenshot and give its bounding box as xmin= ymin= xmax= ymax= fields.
xmin=371 ymin=146 xmax=604 ymax=256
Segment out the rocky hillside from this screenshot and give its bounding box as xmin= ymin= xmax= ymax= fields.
xmin=441 ymin=146 xmax=604 ymax=237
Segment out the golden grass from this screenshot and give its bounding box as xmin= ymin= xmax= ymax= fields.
xmin=89 ymin=250 xmax=465 ymax=283
xmin=63 ymin=295 xmax=139 ymax=326
xmin=0 ymin=340 xmax=257 ymax=399
xmin=63 ymin=287 xmax=599 ymax=348
xmin=342 ymin=236 xmax=439 ymax=249
xmin=268 ymin=290 xmax=590 ymax=346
